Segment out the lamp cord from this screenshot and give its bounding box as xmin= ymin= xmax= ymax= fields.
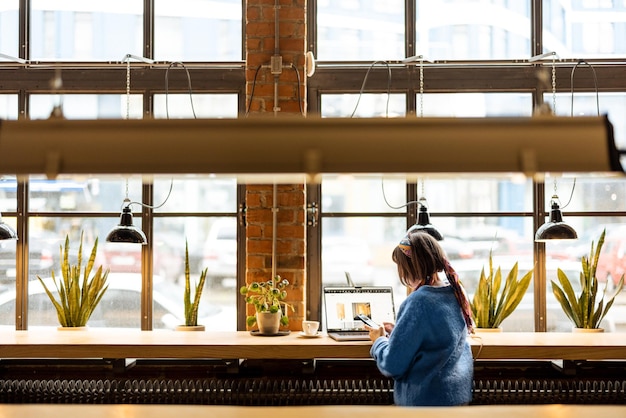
xmin=123 ymin=178 xmax=174 ymax=211
xmin=380 ymin=178 xmax=424 ymax=210
xmin=351 ymin=60 xmax=391 ymax=118
xmin=570 ymin=59 xmax=600 ymax=117
xmin=165 ymin=61 xmax=197 ymax=119
xmin=245 ymin=65 xmax=263 ymax=117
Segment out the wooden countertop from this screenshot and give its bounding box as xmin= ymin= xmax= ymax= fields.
xmin=0 ymin=404 xmax=625 ymax=418
xmin=0 ymin=327 xmax=625 ymax=360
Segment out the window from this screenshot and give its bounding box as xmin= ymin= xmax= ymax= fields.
xmin=154 ymin=0 xmax=243 ymax=61
xmin=30 ymin=0 xmax=144 ymax=61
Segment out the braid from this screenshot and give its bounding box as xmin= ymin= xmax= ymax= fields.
xmin=444 ymin=260 xmax=474 ymax=334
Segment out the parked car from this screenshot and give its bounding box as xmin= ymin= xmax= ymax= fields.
xmin=202 ymin=218 xmax=238 ymax=288
xmin=322 ymin=236 xmax=374 ymax=286
xmin=0 ymin=273 xmax=219 ymax=329
xmin=100 ymin=240 xmax=184 ymax=284
xmin=0 ymin=231 xmax=64 ymax=285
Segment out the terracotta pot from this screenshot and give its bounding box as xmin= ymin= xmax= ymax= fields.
xmin=256 ymin=311 xmax=281 ymax=335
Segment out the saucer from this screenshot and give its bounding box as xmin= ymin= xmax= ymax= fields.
xmin=298 ymin=331 xmax=322 ymax=338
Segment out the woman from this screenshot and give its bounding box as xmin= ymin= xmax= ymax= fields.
xmin=365 ymin=228 xmax=474 ymax=406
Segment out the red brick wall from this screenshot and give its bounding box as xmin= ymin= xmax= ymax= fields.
xmin=244 ymin=1 xmax=307 ymax=331
xmin=246 ymin=0 xmax=307 ymax=114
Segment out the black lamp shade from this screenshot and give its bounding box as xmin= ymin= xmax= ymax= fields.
xmin=0 ymin=221 xmax=17 ymax=240
xmin=106 ymin=206 xmax=147 ymax=244
xmin=409 ymin=205 xmax=444 ymax=241
xmin=535 ymin=201 xmax=578 ymax=241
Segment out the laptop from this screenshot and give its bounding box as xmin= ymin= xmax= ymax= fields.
xmin=323 ymin=285 xmax=396 ymax=341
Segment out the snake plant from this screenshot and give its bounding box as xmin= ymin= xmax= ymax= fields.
xmin=552 ymin=229 xmax=624 ymax=329
xmin=470 ymin=253 xmax=533 ymax=329
xmin=37 ymin=233 xmax=109 ymax=328
xmin=183 ymin=240 xmax=208 ymax=326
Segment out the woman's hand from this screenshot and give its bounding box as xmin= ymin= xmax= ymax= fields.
xmin=364 ymin=324 xmax=386 ymax=342
xmin=382 ymin=321 xmax=394 ymax=335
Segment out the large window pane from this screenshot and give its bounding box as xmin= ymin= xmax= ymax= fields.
xmin=322 ymin=215 xmax=406 ymax=305
xmin=420 ymin=93 xmax=533 ymax=117
xmin=544 ymin=0 xmax=626 ymax=59
xmin=153 ymin=94 xmax=238 ymax=119
xmin=0 ymin=95 xmax=18 ymax=120
xmin=416 ymin=1 xmax=531 ymax=60
xmin=153 ymin=175 xmax=238 ymax=331
xmin=154 ymin=0 xmax=242 ymax=61
xmin=0 ymin=1 xmax=19 ymax=58
xmin=317 ymin=0 xmax=404 ymax=61
xmin=30 ymin=0 xmax=143 ymax=61
xmin=544 ymin=218 xmax=626 ymax=333
xmin=546 ymin=92 xmax=626 ymax=149
xmin=154 ymin=217 xmax=237 ymax=331
xmin=29 ymin=94 xmax=143 ymax=120
xmin=321 ymin=94 xmax=406 ymax=117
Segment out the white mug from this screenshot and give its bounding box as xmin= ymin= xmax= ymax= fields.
xmin=302 ymin=320 xmax=320 ymax=336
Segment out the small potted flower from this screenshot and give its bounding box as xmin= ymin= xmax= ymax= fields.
xmin=240 ymin=275 xmax=293 ymax=335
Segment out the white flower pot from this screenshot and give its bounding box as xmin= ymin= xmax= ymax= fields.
xmin=474 ymin=327 xmax=503 ymax=333
xmin=572 ymin=327 xmax=604 ymax=333
xmin=175 ymin=325 xmax=206 ymax=331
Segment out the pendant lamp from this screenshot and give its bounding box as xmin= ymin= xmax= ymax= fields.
xmin=106 ymin=198 xmax=147 ymax=244
xmin=535 ymin=196 xmax=577 ymax=241
xmin=410 ymin=196 xmax=443 ymax=241
xmin=535 ymin=177 xmax=578 ymax=242
xmin=0 ymin=213 xmax=17 ymax=240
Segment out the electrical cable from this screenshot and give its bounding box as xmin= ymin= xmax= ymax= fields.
xmin=351 ymin=60 xmax=392 ymax=118
xmin=570 ymin=59 xmax=600 ymax=117
xmin=289 ymin=62 xmax=304 ymax=116
xmin=165 ymin=61 xmax=197 ymax=119
xmin=245 ymin=65 xmax=264 ymax=117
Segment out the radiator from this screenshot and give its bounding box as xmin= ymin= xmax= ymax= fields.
xmin=0 ymin=377 xmax=625 ymax=404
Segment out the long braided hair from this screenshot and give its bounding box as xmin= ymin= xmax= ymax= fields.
xmin=392 ymin=229 xmax=474 ymax=333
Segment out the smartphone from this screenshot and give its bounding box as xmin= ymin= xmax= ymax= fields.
xmin=356 ymin=313 xmax=379 ymax=328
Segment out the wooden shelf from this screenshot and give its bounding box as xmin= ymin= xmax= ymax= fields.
xmin=0 ymin=404 xmax=625 ymax=418
xmin=1 ymin=328 xmax=625 ymax=361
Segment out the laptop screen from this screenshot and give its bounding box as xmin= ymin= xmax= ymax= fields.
xmin=323 ymin=286 xmax=396 ymax=332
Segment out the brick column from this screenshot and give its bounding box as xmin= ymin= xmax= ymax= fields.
xmin=244 ymin=0 xmax=307 ymax=331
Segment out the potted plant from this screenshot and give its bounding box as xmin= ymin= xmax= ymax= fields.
xmin=552 ymin=229 xmax=624 ymax=331
xmin=176 ymin=240 xmax=208 ymax=331
xmin=240 ymin=275 xmax=293 ymax=335
xmin=37 ymin=232 xmax=109 ymax=329
xmin=470 ymin=252 xmax=533 ymax=331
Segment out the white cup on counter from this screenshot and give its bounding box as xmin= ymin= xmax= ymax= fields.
xmin=302 ymin=320 xmax=320 ymax=336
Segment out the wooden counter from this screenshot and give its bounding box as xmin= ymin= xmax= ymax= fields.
xmin=0 ymin=328 xmax=625 ymax=360
xmin=0 ymin=404 xmax=625 ymax=418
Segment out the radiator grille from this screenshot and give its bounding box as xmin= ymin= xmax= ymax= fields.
xmin=0 ymin=378 xmax=394 ymax=404
xmin=0 ymin=378 xmax=625 ymax=404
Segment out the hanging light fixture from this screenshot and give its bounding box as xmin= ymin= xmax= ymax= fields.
xmin=535 ymin=178 xmax=577 ymax=241
xmin=106 ymin=55 xmax=148 ymax=245
xmin=106 ymin=55 xmax=176 ymax=245
xmin=410 ymin=196 xmax=443 ymax=241
xmin=0 ymin=212 xmax=17 ymax=240
xmin=409 ymin=68 xmax=443 ymax=241
xmin=106 ymin=193 xmax=147 ymax=245
xmin=410 ymin=178 xmax=443 ymax=241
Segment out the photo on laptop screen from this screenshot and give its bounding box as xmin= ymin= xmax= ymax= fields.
xmin=323 ymin=286 xmax=396 ymax=340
